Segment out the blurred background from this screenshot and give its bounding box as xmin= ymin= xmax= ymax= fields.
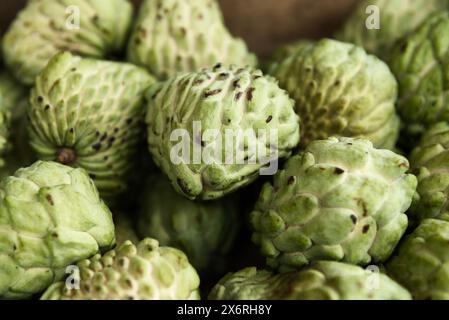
xmin=0 ymin=0 xmax=358 ymax=58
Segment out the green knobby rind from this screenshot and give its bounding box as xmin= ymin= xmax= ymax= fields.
xmin=28 ymin=52 xmax=155 ymax=198
xmin=137 ymin=174 xmax=240 ymax=273
xmin=387 ymin=219 xmax=449 ymax=300
xmin=209 ymin=261 xmax=411 ymax=300
xmin=0 ymin=71 xmax=28 ymax=121
xmin=146 ymin=65 xmax=300 ymax=200
xmin=409 ymin=122 xmax=449 ymax=222
xmin=335 ymin=0 xmax=445 ymax=58
xmin=0 ymin=161 xmax=115 ymax=299
xmin=2 ymin=0 xmax=133 ymax=85
xmin=390 ymin=12 xmax=449 ymax=142
xmin=40 ymin=238 xmax=201 ymax=300
xmin=269 ymin=39 xmax=400 ymax=149
xmin=127 ymin=0 xmax=257 ymax=80
xmin=264 ymin=40 xmax=312 ymax=72
xmin=250 ymin=137 xmax=417 ymax=272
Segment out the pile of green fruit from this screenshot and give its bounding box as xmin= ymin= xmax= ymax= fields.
xmin=0 ymin=0 xmax=449 ymax=300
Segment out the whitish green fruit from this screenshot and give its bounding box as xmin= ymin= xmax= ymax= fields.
xmin=335 ymin=0 xmax=445 ymax=58
xmin=409 ymin=122 xmax=449 ymax=223
xmin=0 ymin=71 xmax=28 ymax=121
xmin=0 ymin=161 xmax=115 ymax=299
xmin=387 ymin=219 xmax=449 ymax=300
xmin=28 ymin=52 xmax=155 ymax=198
xmin=250 ymin=137 xmax=417 ymax=272
xmin=269 ymin=39 xmax=400 ymax=149
xmin=146 ymin=64 xmax=300 ymax=200
xmin=209 ymin=261 xmax=411 ymax=300
xmin=41 ymin=238 xmax=200 ymax=300
xmin=2 ymin=0 xmax=133 ymax=85
xmin=127 ymin=0 xmax=257 ymax=79
xmin=137 ymin=175 xmax=239 ymax=273
xmin=390 ymin=12 xmax=449 ymax=144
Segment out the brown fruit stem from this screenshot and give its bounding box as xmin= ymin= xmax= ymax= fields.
xmin=57 ymin=148 xmax=76 ymax=165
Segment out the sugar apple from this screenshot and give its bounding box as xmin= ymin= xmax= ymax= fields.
xmin=269 ymin=39 xmax=400 ymax=149
xmin=146 ymin=64 xmax=300 ymax=200
xmin=387 ymin=219 xmax=449 ymax=300
xmin=127 ymin=0 xmax=257 ymax=80
xmin=137 ymin=174 xmax=240 ymax=273
xmin=335 ymin=0 xmax=445 ymax=58
xmin=0 ymin=161 xmax=115 ymax=299
xmin=2 ymin=0 xmax=133 ymax=85
xmin=250 ymin=137 xmax=417 ymax=272
xmin=0 ymin=71 xmax=28 ymax=121
xmin=41 ymin=238 xmax=201 ymax=300
xmin=266 ymin=40 xmax=312 ymax=71
xmin=28 ymin=52 xmax=155 ymax=198
xmin=209 ymin=261 xmax=411 ymax=300
xmin=389 ymin=12 xmax=449 ymax=145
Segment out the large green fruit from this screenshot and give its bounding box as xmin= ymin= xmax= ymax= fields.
xmin=0 ymin=161 xmax=115 ymax=299
xmin=2 ymin=0 xmax=133 ymax=85
xmin=28 ymin=52 xmax=155 ymax=198
xmin=250 ymin=137 xmax=417 ymax=272
xmin=41 ymin=238 xmax=200 ymax=300
xmin=127 ymin=0 xmax=257 ymax=79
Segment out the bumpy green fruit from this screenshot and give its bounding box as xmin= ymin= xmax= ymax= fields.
xmin=146 ymin=64 xmax=300 ymax=200
xmin=127 ymin=0 xmax=257 ymax=79
xmin=250 ymin=137 xmax=417 ymax=272
xmin=0 ymin=71 xmax=28 ymax=121
xmin=335 ymin=0 xmax=445 ymax=58
xmin=41 ymin=238 xmax=200 ymax=300
xmin=2 ymin=0 xmax=133 ymax=85
xmin=137 ymin=175 xmax=239 ymax=273
xmin=390 ymin=12 xmax=449 ymax=143
xmin=209 ymin=261 xmax=411 ymax=300
xmin=269 ymin=39 xmax=400 ymax=149
xmin=409 ymin=122 xmax=449 ymax=222
xmin=28 ymin=52 xmax=155 ymax=198
xmin=0 ymin=161 xmax=115 ymax=299
xmin=387 ymin=219 xmax=449 ymax=300
xmin=266 ymin=40 xmax=312 ymax=71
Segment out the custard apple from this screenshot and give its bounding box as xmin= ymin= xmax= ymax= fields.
xmin=335 ymin=0 xmax=445 ymax=58
xmin=2 ymin=0 xmax=133 ymax=85
xmin=0 ymin=71 xmax=28 ymax=121
xmin=250 ymin=137 xmax=417 ymax=272
xmin=127 ymin=0 xmax=257 ymax=79
xmin=41 ymin=238 xmax=201 ymax=300
xmin=387 ymin=219 xmax=449 ymax=300
xmin=265 ymin=40 xmax=312 ymax=71
xmin=28 ymin=52 xmax=155 ymax=198
xmin=389 ymin=12 xmax=449 ymax=144
xmin=209 ymin=261 xmax=411 ymax=300
xmin=137 ymin=174 xmax=240 ymax=273
xmin=269 ymin=39 xmax=400 ymax=149
xmin=0 ymin=161 xmax=115 ymax=299
xmin=146 ymin=64 xmax=300 ymax=200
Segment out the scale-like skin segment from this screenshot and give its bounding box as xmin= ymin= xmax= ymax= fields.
xmin=0 ymin=161 xmax=115 ymax=299
xmin=146 ymin=64 xmax=300 ymax=200
xmin=41 ymin=238 xmax=201 ymax=300
xmin=127 ymin=0 xmax=257 ymax=79
xmin=209 ymin=261 xmax=411 ymax=300
xmin=269 ymin=39 xmax=400 ymax=149
xmin=250 ymin=137 xmax=417 ymax=272
xmin=28 ymin=52 xmax=155 ymax=198
xmin=2 ymin=0 xmax=133 ymax=85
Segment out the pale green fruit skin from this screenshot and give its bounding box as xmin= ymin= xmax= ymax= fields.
xmin=127 ymin=0 xmax=257 ymax=80
xmin=0 ymin=161 xmax=115 ymax=299
xmin=146 ymin=65 xmax=300 ymax=200
xmin=209 ymin=261 xmax=411 ymax=300
xmin=387 ymin=219 xmax=449 ymax=300
xmin=41 ymin=238 xmax=201 ymax=300
xmin=2 ymin=0 xmax=133 ymax=86
xmin=335 ymin=0 xmax=445 ymax=58
xmin=137 ymin=175 xmax=239 ymax=272
xmin=28 ymin=52 xmax=155 ymax=198
xmin=389 ymin=12 xmax=449 ymax=143
xmin=265 ymin=40 xmax=312 ymax=71
xmin=409 ymin=122 xmax=449 ymax=223
xmin=269 ymin=39 xmax=400 ymax=149
xmin=250 ymin=137 xmax=417 ymax=272
xmin=0 ymin=71 xmax=28 ymax=121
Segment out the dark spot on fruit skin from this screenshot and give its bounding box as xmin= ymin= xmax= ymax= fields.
xmin=100 ymin=133 xmax=108 ymax=142
xmin=69 ymin=128 xmax=74 ymax=134
xmin=177 ymin=178 xmax=191 ymax=194
xmin=204 ymin=89 xmax=222 ymax=98
xmin=266 ymin=115 xmax=273 ymax=123
xmin=400 ymin=41 xmax=408 ymax=53
xmin=156 ymin=14 xmax=163 ymax=20
xmin=287 ymin=176 xmax=295 ymax=185
xmin=236 ymin=68 xmax=245 ymax=74
xmin=233 ymin=80 xmax=240 ymax=88
xmin=180 ymin=27 xmax=186 ymax=35
xmin=334 ymin=167 xmax=344 ymax=174
xmin=218 ymin=73 xmax=229 ymax=80
xmin=92 ymin=143 xmax=102 ymax=151
xmin=46 ymin=195 xmax=54 ymax=206
xmin=96 ymin=131 xmax=100 ymax=137
xmin=334 ymin=80 xmax=341 ymax=86
xmin=350 ymin=215 xmax=357 ymax=224
xmin=126 ymin=118 xmax=133 ymax=124
xmin=194 ymin=79 xmax=204 ymax=85
xmin=52 ymin=232 xmax=58 ymax=238
xmin=45 ymin=105 xmax=50 ymax=111
xmin=247 ymin=87 xmax=255 ymax=101
xmin=253 ymin=75 xmax=262 ymax=80
xmin=362 ymin=225 xmax=370 ymax=233
xmin=235 ymin=92 xmax=242 ymax=101
xmin=37 ymin=96 xmax=44 ymax=103
xmin=114 ymin=128 xmax=119 ymax=133
xmin=104 ymin=156 xmax=109 ymax=160
xmin=108 ymin=137 xmax=116 ymax=146
xmin=92 ymin=14 xmax=99 ymax=22
xmin=90 ymin=174 xmax=97 ymax=179
xmin=213 ymin=63 xmax=222 ymax=70
xmin=12 ymin=244 xmax=16 ymax=251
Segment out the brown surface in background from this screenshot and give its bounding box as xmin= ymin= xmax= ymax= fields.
xmin=0 ymin=0 xmax=357 ymax=57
